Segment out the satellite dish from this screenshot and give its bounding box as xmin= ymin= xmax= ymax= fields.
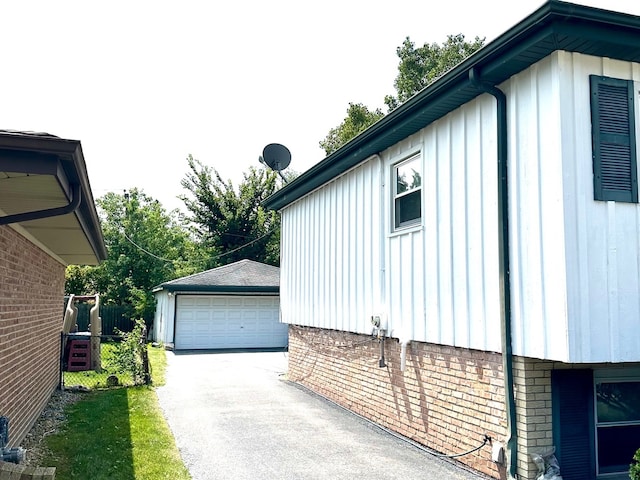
xmin=261 ymin=143 xmax=291 ymax=172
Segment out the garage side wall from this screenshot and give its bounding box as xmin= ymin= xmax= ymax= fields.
xmin=288 ymin=325 xmax=506 ymax=478
xmin=153 ymin=290 xmax=175 ymax=346
xmin=0 ymin=226 xmax=65 ymax=446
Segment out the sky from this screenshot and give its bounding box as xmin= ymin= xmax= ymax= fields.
xmin=2 ymin=0 xmax=640 ymax=213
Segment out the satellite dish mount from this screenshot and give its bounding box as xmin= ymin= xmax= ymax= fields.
xmin=259 ymin=143 xmax=291 ymax=183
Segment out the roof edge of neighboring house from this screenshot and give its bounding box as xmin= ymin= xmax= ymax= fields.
xmin=153 ymin=285 xmax=280 ymax=294
xmin=0 ymin=130 xmax=107 ymax=262
xmin=264 ymin=0 xmax=640 ymax=211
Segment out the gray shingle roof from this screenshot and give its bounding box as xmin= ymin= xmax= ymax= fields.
xmin=156 ymin=259 xmax=279 ymax=293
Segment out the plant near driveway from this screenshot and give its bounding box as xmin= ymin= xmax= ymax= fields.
xmin=114 ymin=319 xmax=151 ymax=385
xmin=631 ymin=448 xmax=640 ymax=480
xmin=40 ymin=346 xmax=189 ymax=479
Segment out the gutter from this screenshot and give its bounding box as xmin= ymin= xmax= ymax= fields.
xmin=157 ymin=285 xmax=279 ymax=294
xmin=0 ymin=183 xmax=81 ymax=226
xmin=469 ymin=68 xmax=518 ymax=479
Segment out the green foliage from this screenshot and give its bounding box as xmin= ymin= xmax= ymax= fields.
xmin=64 ymin=265 xmax=99 ymax=296
xmin=320 ymin=33 xmax=485 ymax=154
xmin=631 ymin=448 xmax=640 ymax=479
xmin=65 ymin=188 xmax=204 ymax=323
xmin=319 ymin=103 xmax=385 ymax=155
xmin=180 ymin=156 xmax=281 ymax=267
xmin=114 ymin=319 xmax=150 ymax=385
xmin=385 ymin=33 xmax=485 ymax=110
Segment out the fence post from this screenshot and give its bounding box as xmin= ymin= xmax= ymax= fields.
xmin=59 ymin=332 xmax=64 ymax=390
xmin=140 ymin=326 xmax=151 ymax=385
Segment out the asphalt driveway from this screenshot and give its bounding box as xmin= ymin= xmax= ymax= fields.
xmin=156 ymin=350 xmax=489 ymax=480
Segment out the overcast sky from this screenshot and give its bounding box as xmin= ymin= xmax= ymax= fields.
xmin=2 ymin=0 xmax=640 ymax=212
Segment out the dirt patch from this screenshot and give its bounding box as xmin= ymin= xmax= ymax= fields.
xmin=19 ymin=389 xmax=86 ymax=467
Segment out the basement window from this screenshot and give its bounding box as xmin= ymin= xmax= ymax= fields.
xmin=595 ymin=378 xmax=640 ymax=477
xmin=590 ymin=75 xmax=638 ymax=203
xmin=393 ymin=154 xmax=422 ymax=229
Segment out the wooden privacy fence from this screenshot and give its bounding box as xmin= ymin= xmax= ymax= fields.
xmin=62 ymin=301 xmax=133 ymax=336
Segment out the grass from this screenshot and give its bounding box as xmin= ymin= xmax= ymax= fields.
xmin=42 ymin=345 xmax=190 ymax=480
xmin=147 ymin=344 xmax=167 ymax=386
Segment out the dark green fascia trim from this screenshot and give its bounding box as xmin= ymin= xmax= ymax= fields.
xmin=264 ymin=0 xmax=640 ymax=211
xmin=159 ymin=285 xmax=279 ymax=294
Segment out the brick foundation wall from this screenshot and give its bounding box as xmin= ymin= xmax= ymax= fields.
xmin=288 ymin=325 xmax=507 ymax=478
xmin=513 ymin=357 xmax=553 ymax=479
xmin=0 ymin=226 xmax=65 ymax=446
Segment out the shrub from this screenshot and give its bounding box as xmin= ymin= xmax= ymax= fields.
xmin=113 ymin=318 xmax=150 ymax=385
xmin=631 ymin=448 xmax=640 ymax=480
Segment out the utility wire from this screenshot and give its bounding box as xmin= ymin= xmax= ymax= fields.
xmin=208 ymin=227 xmax=277 ymax=261
xmin=122 ymin=231 xmax=174 ymax=263
xmin=120 ymin=226 xmax=277 ymax=264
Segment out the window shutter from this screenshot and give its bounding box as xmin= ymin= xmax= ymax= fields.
xmin=551 ymin=369 xmax=596 ymax=480
xmin=590 ymin=75 xmax=638 ymax=202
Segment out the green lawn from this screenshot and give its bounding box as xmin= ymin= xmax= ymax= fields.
xmin=42 ymin=345 xmax=190 ymax=480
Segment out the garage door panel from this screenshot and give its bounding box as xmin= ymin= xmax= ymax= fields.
xmin=227 ymin=298 xmax=243 ymax=307
xmin=175 ymin=295 xmax=286 ymax=350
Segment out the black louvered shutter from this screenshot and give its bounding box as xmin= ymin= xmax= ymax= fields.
xmin=551 ymin=369 xmax=596 ymax=480
xmin=590 ymin=75 xmax=638 ymax=203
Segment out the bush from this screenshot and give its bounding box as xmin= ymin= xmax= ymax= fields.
xmin=113 ymin=318 xmax=150 ymax=385
xmin=631 ymin=448 xmax=640 ymax=480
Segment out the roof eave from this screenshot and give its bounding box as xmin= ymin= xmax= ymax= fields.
xmin=156 ymin=284 xmax=280 ymax=294
xmin=0 ymin=132 xmax=107 ymax=263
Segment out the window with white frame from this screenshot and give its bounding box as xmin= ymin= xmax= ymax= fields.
xmin=393 ymin=154 xmax=422 ymax=229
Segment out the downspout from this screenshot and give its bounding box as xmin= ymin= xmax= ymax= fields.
xmin=0 ymin=183 xmax=81 ymax=226
xmin=469 ymin=68 xmax=518 ymax=479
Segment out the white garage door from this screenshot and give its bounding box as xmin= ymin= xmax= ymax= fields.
xmin=174 ymin=295 xmax=287 ymax=350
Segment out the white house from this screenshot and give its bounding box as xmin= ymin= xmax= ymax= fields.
xmin=153 ymin=259 xmax=287 ymax=350
xmin=265 ymin=2 xmax=640 ymax=479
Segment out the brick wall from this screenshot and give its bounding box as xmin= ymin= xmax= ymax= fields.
xmin=0 ymin=226 xmax=65 ymax=446
xmin=513 ymin=357 xmax=554 ymax=479
xmin=288 ymin=325 xmax=507 ymax=478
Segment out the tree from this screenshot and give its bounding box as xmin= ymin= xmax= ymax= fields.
xmin=320 ymin=33 xmax=485 ymax=154
xmin=65 ymin=188 xmax=203 ymax=323
xmin=180 ymin=156 xmax=281 ymax=267
xmin=319 ymin=103 xmax=384 ymax=156
xmin=384 ymin=33 xmax=485 ymax=110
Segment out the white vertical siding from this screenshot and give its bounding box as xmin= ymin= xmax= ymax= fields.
xmin=505 ymin=53 xmax=570 ymax=361
xmin=559 ymin=52 xmax=640 ymax=363
xmin=410 ymin=98 xmax=501 ymax=352
xmin=281 ymin=95 xmax=502 ymax=353
xmin=280 ymin=159 xmax=383 ymax=334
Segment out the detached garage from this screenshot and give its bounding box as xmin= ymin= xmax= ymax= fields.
xmin=152 ymin=259 xmax=287 ymax=350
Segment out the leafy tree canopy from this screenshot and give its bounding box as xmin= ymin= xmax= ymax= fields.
xmin=65 ymin=188 xmax=203 ymax=322
xmin=180 ymin=155 xmax=281 ymax=267
xmin=384 ymin=33 xmax=485 ymax=110
xmin=320 ymin=33 xmax=485 ymax=155
xmin=319 ymin=103 xmax=384 ymax=156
